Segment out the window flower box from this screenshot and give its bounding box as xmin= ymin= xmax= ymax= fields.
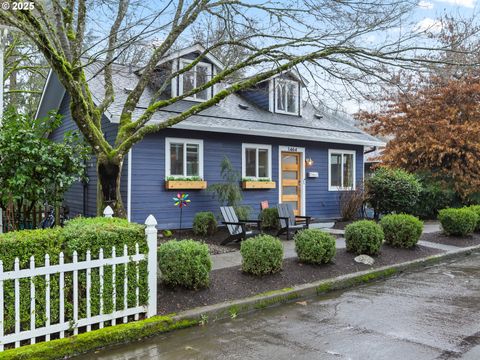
xmin=165 ymin=178 xmax=207 ymax=190
xmin=241 ymin=179 xmax=276 ymax=190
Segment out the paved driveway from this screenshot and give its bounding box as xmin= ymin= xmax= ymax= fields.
xmin=83 ymin=252 xmax=480 ymax=360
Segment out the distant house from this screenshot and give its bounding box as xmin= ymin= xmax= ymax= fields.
xmin=36 ymin=44 xmax=385 ymax=229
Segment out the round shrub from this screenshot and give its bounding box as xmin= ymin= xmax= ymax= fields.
xmin=380 ymin=214 xmax=423 ymax=248
xmin=192 ymin=211 xmax=217 ymax=236
xmin=158 ymin=240 xmax=212 ymax=289
xmin=365 ymin=167 xmax=421 ymax=218
xmin=345 ymin=220 xmax=384 ymax=255
xmin=240 ymin=235 xmax=283 ymax=276
xmin=438 ymin=208 xmax=477 ymax=236
xmin=465 ymin=205 xmax=480 ymax=231
xmin=259 ymin=208 xmax=280 ymax=230
xmin=294 ymin=229 xmax=336 ymax=264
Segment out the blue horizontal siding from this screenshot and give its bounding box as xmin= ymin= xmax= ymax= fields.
xmin=130 ymin=128 xmax=364 ymax=229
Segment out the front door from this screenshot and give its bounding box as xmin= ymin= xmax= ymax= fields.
xmin=280 ymin=152 xmax=302 ymax=215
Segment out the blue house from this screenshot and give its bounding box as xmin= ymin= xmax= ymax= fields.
xmin=36 ymin=44 xmax=385 ymax=229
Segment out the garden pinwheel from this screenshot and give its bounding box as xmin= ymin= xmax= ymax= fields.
xmin=173 ymin=193 xmax=190 ymax=230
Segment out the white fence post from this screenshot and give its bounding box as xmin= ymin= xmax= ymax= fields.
xmin=103 ymin=206 xmax=114 ymax=218
xmin=145 ymin=215 xmax=157 ymax=318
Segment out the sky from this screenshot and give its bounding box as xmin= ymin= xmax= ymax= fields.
xmin=340 ymin=0 xmax=479 ymax=114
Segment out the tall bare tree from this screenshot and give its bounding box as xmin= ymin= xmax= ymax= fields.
xmin=0 ymin=0 xmax=466 ymax=216
xmin=3 ymin=32 xmax=49 ymax=115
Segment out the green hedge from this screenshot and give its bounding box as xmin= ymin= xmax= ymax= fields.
xmin=380 ymin=214 xmax=423 ymax=248
xmin=294 ymin=229 xmax=336 ymax=264
xmin=438 ymin=208 xmax=477 ymax=236
xmin=0 ymin=228 xmax=64 ymax=334
xmin=345 ymin=220 xmax=384 ymax=255
xmin=158 ymin=240 xmax=212 ymax=289
xmin=0 ymin=217 xmax=148 ymax=337
xmin=192 ymin=211 xmax=217 ymax=236
xmin=240 ymin=235 xmax=283 ymax=275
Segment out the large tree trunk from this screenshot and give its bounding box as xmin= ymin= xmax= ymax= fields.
xmin=96 ymin=154 xmax=126 ymax=218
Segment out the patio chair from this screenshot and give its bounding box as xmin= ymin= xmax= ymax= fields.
xmin=220 ymin=206 xmax=262 ymax=245
xmin=276 ymin=203 xmax=311 ymax=240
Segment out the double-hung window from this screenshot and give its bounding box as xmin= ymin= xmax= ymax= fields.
xmin=166 ymin=138 xmax=204 ymax=178
xmin=328 ymin=150 xmax=356 ymax=191
xmin=275 ymin=79 xmax=299 ymax=115
xmin=179 ymin=59 xmax=211 ymax=101
xmin=242 ymin=144 xmax=272 ymax=179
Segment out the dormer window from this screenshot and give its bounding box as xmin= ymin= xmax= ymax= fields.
xmin=179 ymin=59 xmax=212 ymax=101
xmin=275 ymin=79 xmax=299 ymax=115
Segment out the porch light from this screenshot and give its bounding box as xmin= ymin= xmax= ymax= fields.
xmin=305 ymin=157 xmax=314 ymax=167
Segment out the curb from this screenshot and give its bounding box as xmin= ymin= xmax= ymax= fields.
xmin=173 ymin=244 xmax=480 ymax=324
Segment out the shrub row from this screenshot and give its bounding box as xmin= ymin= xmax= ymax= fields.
xmin=158 ymin=215 xmax=426 ymax=288
xmin=345 ymin=215 xmax=423 ymax=255
xmin=0 ymin=217 xmax=146 ymax=335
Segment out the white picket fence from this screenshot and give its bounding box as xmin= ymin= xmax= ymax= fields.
xmin=0 ymin=212 xmax=158 ymax=350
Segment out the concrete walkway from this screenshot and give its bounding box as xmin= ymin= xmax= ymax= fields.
xmin=211 ymin=221 xmax=445 ymax=271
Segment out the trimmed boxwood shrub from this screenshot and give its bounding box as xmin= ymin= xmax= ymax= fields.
xmin=465 ymin=205 xmax=480 ymax=231
xmin=259 ymin=208 xmax=280 ymax=230
xmin=438 ymin=208 xmax=477 ymax=236
xmin=0 ymin=217 xmax=148 ymax=336
xmin=158 ymin=240 xmax=212 ymax=289
xmin=345 ymin=220 xmax=384 ymax=255
xmin=240 ymin=235 xmax=283 ymax=275
xmin=380 ymin=214 xmax=423 ymax=248
xmin=192 ymin=211 xmax=217 ymax=236
xmin=294 ymin=229 xmax=336 ymax=264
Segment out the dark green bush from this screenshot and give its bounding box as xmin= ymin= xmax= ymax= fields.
xmin=192 ymin=211 xmax=217 ymax=236
xmin=365 ymin=168 xmax=421 ymax=218
xmin=438 ymin=208 xmax=477 ymax=236
xmin=345 ymin=220 xmax=384 ymax=255
xmin=294 ymin=229 xmax=336 ymax=264
xmin=158 ymin=240 xmax=212 ymax=289
xmin=412 ymin=175 xmax=460 ymax=219
xmin=240 ymin=235 xmax=283 ymax=275
xmin=466 ymin=205 xmax=480 ymax=231
xmin=259 ymin=208 xmax=280 ymax=230
xmin=380 ymin=214 xmax=423 ymax=248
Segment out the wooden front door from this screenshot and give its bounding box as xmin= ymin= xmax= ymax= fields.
xmin=281 ymin=152 xmax=301 ymax=215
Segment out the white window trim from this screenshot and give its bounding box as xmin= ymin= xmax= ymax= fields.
xmin=328 ymin=149 xmax=356 ymax=191
xmin=165 ymin=137 xmax=204 ymax=179
xmin=178 ymin=59 xmax=212 ymax=102
xmin=275 ymin=78 xmax=299 ymax=115
xmin=241 ymin=143 xmax=272 ymax=179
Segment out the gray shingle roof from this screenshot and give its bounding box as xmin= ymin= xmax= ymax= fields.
xmin=83 ymin=62 xmax=385 ymax=146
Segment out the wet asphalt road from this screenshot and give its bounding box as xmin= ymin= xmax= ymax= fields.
xmin=82 ymin=253 xmax=480 ymax=360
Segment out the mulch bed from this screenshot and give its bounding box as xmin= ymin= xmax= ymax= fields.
xmin=156 ymin=244 xmax=443 ymax=315
xmin=158 ymin=228 xmax=238 ymax=255
xmin=421 ymin=231 xmax=480 ymax=247
xmin=158 ymin=227 xmax=282 ymax=255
